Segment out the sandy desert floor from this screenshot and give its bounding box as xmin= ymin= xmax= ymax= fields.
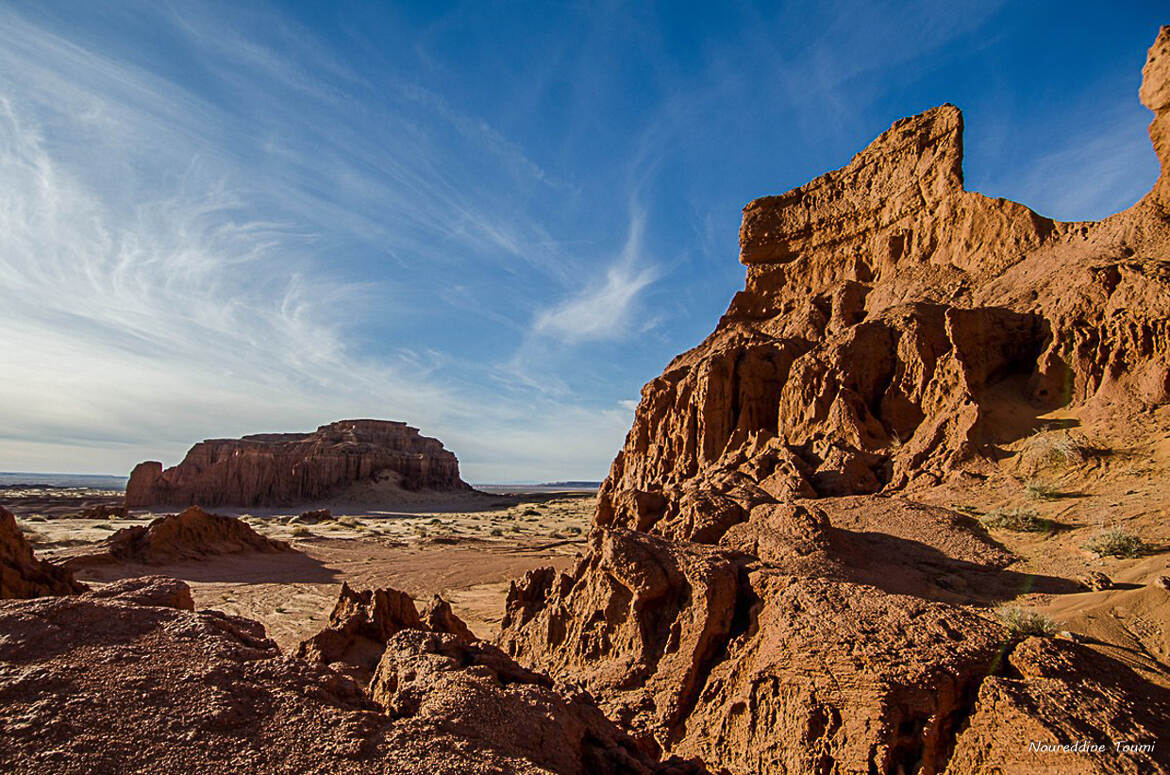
xmin=4 ymin=488 xmax=594 ymax=651
xmin=3 ymin=406 xmax=1168 ymax=678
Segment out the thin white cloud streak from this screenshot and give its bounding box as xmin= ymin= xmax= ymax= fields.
xmin=533 ymin=207 xmax=658 ymax=344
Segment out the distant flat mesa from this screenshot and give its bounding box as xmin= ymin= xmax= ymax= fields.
xmin=125 ymin=419 xmax=470 ymax=508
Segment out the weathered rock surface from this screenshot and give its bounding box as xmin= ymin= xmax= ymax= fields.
xmin=371 ymin=630 xmax=702 ymax=775
xmin=63 ymin=506 xmax=291 ymax=567
xmin=597 ymin=28 xmax=1170 ymax=527
xmin=499 ymin=26 xmax=1170 ymax=775
xmin=0 ymin=577 xmax=700 ymax=774
xmin=499 ymin=510 xmax=1017 ymax=772
xmin=944 ymin=637 xmax=1170 ymax=774
xmin=296 ymin=583 xmax=430 ymax=682
xmin=126 ymin=419 xmax=469 ymax=508
xmin=0 ymin=506 xmax=85 ymax=599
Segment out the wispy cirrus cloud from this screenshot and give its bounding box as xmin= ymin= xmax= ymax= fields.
xmin=532 ymin=207 xmax=658 ymax=344
xmin=0 ymin=3 xmax=646 ymax=481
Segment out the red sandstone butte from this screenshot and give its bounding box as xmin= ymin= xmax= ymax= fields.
xmin=125 ymin=419 xmax=470 ymax=508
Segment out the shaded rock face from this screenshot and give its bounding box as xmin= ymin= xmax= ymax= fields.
xmin=126 ymin=419 xmax=469 ymax=508
xmin=499 ymin=27 xmax=1170 ymax=775
xmin=65 ymin=506 xmax=291 ymax=567
xmin=0 ymin=506 xmax=85 ymax=599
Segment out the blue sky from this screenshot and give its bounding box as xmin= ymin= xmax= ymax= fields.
xmin=0 ymin=1 xmax=1165 ymax=481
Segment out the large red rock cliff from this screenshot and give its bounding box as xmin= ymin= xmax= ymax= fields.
xmin=498 ymin=26 xmax=1170 ymax=775
xmin=125 ymin=419 xmax=469 ymax=508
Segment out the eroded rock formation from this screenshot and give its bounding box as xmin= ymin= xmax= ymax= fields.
xmin=0 ymin=506 xmax=85 ymax=599
xmin=64 ymin=506 xmax=291 ymax=567
xmin=0 ymin=577 xmax=700 ymax=774
xmin=126 ymin=419 xmax=469 ymax=508
xmin=596 ymin=30 xmax=1169 ymax=524
xmin=498 ymin=26 xmax=1170 ymax=775
xmin=297 ymin=583 xmax=431 ymax=682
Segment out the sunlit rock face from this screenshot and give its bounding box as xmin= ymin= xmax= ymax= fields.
xmin=498 ymin=27 xmax=1170 ymax=775
xmin=126 ymin=418 xmax=469 ymax=508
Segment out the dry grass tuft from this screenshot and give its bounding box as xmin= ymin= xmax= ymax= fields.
xmin=1017 ymin=430 xmax=1090 ymax=475
xmin=1082 ymin=528 xmax=1145 ymax=558
xmin=997 ymin=606 xmax=1058 ymax=638
xmin=1024 ymin=478 xmax=1060 ymax=501
xmin=980 ymin=508 xmax=1052 ymax=533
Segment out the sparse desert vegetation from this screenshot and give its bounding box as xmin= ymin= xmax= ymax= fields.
xmin=1082 ymin=527 xmax=1146 ymax=558
xmin=1023 ymin=478 xmax=1059 ymax=500
xmin=980 ymin=507 xmax=1052 ymax=533
xmin=1017 ymin=430 xmax=1090 ymax=474
xmin=997 ymin=606 xmax=1059 ymax=638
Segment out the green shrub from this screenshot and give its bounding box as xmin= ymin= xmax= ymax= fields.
xmin=1082 ymin=528 xmax=1145 ymax=558
xmin=980 ymin=508 xmax=1051 ymax=533
xmin=998 ymin=606 xmax=1058 ymax=638
xmin=291 ymin=525 xmax=312 ymax=537
xmin=490 ymin=528 xmax=504 ymax=537
xmin=1024 ymin=479 xmax=1059 ymax=501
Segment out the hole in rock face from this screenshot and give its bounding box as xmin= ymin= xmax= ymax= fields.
xmin=725 ymin=569 xmax=762 ymax=646
xmin=886 ymin=712 xmax=928 ymax=775
xmin=887 ymin=233 xmax=908 ymax=263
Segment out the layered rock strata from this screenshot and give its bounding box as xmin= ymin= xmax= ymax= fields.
xmin=126 ymin=419 xmax=469 ymax=507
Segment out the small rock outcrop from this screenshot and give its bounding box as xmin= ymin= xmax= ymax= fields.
xmin=371 ymin=630 xmax=699 ymax=775
xmin=0 ymin=506 xmax=86 ymax=599
xmin=296 ymin=583 xmax=429 ymax=682
xmin=65 ymin=506 xmax=291 ymax=567
xmin=944 ymin=637 xmax=1170 ymax=774
xmin=125 ymin=419 xmax=470 ymax=508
